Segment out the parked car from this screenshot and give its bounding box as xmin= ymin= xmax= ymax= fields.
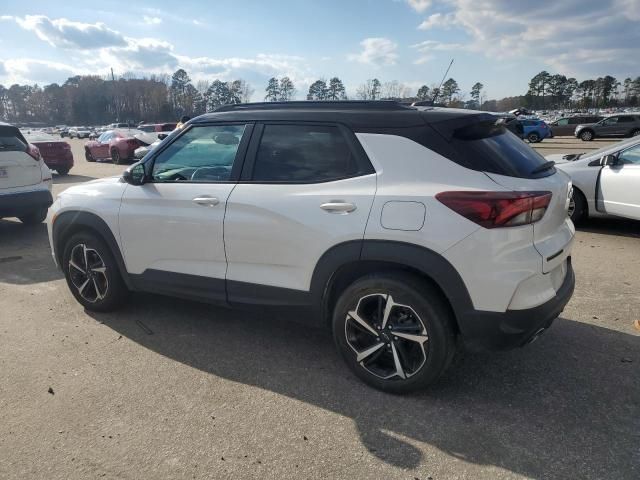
xmin=68 ymin=126 xmax=92 ymax=139
xmin=547 ymin=135 xmax=640 ymax=222
xmin=548 ymin=116 xmax=603 ymax=136
xmin=575 ymin=114 xmax=640 ymax=141
xmin=133 ymin=132 xmax=168 ymax=159
xmin=48 ymin=101 xmax=575 ymax=393
xmin=494 ymin=114 xmax=525 ymax=139
xmin=0 ymin=122 xmax=53 ymax=224
xmin=108 ymin=122 xmax=132 ymax=129
xmin=23 ymin=131 xmax=74 ymax=175
xmin=59 ymin=127 xmax=70 ymax=138
xmin=138 ymin=123 xmax=177 ymax=133
xmin=521 ymin=119 xmax=551 ymax=143
xmin=84 ymin=129 xmax=145 ymax=164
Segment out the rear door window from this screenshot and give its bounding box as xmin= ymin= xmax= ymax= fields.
xmin=252 ymin=124 xmax=359 ymax=183
xmin=618 ymin=116 xmax=635 ymax=123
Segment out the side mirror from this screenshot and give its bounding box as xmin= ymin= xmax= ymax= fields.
xmin=158 ymin=133 xmax=168 ymax=140
xmin=600 ymin=154 xmax=619 ymax=167
xmin=122 ymin=162 xmax=146 ymax=185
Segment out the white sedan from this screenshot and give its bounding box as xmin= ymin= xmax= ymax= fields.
xmin=548 ymin=136 xmax=640 ymax=222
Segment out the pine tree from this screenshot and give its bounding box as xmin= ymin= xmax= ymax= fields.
xmin=265 ymin=77 xmax=280 ymax=102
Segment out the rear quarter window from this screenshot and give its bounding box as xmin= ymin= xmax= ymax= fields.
xmin=447 ymin=120 xmax=553 ymax=179
xmin=0 ymin=126 xmax=27 ymax=152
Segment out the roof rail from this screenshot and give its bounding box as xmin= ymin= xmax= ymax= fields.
xmin=214 ymin=100 xmax=413 ymax=112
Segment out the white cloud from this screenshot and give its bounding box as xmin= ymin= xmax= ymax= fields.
xmin=8 ymin=15 xmax=126 ymax=49
xmin=418 ymin=12 xmax=457 ymax=30
xmin=406 ymin=0 xmax=432 ymax=13
xmin=410 ymin=0 xmax=640 ymax=78
xmin=348 ymin=37 xmax=398 ymax=67
xmin=142 ymin=16 xmax=162 ymax=25
xmin=192 ymin=19 xmax=203 ymax=26
xmin=1 ymin=58 xmax=79 ymax=85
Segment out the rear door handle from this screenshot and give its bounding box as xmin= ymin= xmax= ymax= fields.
xmin=320 ymin=202 xmax=357 ymax=214
xmin=192 ymin=196 xmax=220 ymax=207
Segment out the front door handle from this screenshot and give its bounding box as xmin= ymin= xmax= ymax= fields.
xmin=320 ymin=202 xmax=357 ymax=214
xmin=192 ymin=196 xmax=220 ymax=207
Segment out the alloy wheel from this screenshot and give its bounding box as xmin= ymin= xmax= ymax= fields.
xmin=568 ymin=191 xmax=576 ymax=218
xmin=345 ymin=293 xmax=429 ymax=380
xmin=68 ymin=244 xmax=109 ymax=303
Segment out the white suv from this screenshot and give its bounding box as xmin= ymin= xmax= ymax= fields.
xmin=47 ymin=102 xmax=575 ymax=392
xmin=0 ymin=122 xmax=53 ymax=224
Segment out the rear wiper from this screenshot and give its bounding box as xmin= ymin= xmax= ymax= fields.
xmin=531 ymin=160 xmax=555 ymax=175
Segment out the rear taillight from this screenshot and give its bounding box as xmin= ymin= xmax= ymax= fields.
xmin=63 ymin=143 xmax=71 ymax=150
xmin=436 ymin=191 xmax=552 ymax=228
xmin=27 ymin=144 xmax=41 ymax=161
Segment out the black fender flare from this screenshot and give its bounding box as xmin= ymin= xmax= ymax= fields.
xmin=309 ymin=239 xmax=474 ymax=327
xmin=52 ymin=210 xmax=133 ymax=289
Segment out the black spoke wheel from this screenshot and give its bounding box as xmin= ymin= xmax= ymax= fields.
xmin=333 ymin=273 xmax=456 ymax=393
xmin=62 ymin=232 xmax=129 ymax=312
xmin=111 ymin=148 xmax=122 ymax=164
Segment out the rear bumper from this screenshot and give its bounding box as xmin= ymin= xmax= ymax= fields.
xmin=43 ymin=152 xmax=74 ymax=169
xmin=457 ymin=259 xmax=575 ymax=351
xmin=0 ymin=189 xmax=53 ymax=217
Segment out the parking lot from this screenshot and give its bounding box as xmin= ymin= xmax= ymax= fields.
xmin=1 ymin=137 xmax=639 ymax=479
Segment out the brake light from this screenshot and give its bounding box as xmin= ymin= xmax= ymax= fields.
xmin=63 ymin=143 xmax=71 ymax=150
xmin=435 ymin=191 xmax=552 ymax=228
xmin=26 ymin=144 xmax=41 ymax=161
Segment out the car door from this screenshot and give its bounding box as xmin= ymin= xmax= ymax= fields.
xmin=224 ymin=123 xmax=376 ymax=303
xmin=93 ymin=132 xmax=112 ymax=158
xmin=554 ymin=118 xmax=571 ymax=136
xmin=597 ymin=143 xmax=640 ymax=220
xmin=598 ymin=116 xmax=621 ymax=136
xmin=118 ymin=123 xmax=252 ymax=302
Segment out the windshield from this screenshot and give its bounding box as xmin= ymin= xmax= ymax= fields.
xmin=584 ymin=135 xmax=640 ymax=159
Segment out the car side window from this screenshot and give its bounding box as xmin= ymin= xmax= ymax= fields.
xmin=252 ymin=124 xmax=358 ymax=183
xmin=557 ymin=119 xmax=569 ymax=125
xmin=618 ymin=116 xmax=634 ymax=123
xmin=151 ymin=124 xmax=246 ymax=183
xmin=619 ymin=144 xmax=640 ymax=165
xmin=99 ymin=132 xmax=112 ymax=143
xmin=603 ymin=117 xmax=618 ymax=125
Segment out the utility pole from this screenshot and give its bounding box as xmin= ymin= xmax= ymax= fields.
xmin=111 ymin=68 xmax=119 ymax=122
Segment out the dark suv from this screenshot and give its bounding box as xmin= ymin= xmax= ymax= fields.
xmin=549 ymin=116 xmax=603 ymax=136
xmin=575 ymin=115 xmax=640 ymax=141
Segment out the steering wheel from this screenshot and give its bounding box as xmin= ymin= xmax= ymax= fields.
xmin=191 ymin=166 xmax=229 ymax=181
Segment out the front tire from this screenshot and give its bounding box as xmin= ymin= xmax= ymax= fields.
xmin=527 ymin=132 xmax=540 ymax=143
xmin=569 ymin=188 xmax=587 ymax=224
xmin=630 ymin=129 xmax=640 ymax=137
xmin=332 ymin=273 xmax=456 ymax=393
xmin=18 ymin=209 xmax=47 ymax=225
xmin=580 ymin=130 xmax=594 ymax=141
xmin=62 ymin=232 xmax=129 ymax=312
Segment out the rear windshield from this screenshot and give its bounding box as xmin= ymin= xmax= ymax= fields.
xmin=446 ymin=120 xmax=553 ymax=178
xmin=0 ymin=126 xmax=27 ymax=152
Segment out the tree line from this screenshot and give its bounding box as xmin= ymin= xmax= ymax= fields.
xmin=2 ymin=67 xmax=640 ymax=126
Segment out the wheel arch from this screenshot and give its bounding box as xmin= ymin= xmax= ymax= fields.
xmin=52 ymin=210 xmax=132 ymax=289
xmin=310 ymin=240 xmax=473 ymax=333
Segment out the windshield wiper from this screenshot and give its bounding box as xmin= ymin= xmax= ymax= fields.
xmin=531 ymin=160 xmax=556 ymax=175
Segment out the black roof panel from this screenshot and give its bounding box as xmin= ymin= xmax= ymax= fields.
xmin=191 ymin=102 xmax=486 ymax=130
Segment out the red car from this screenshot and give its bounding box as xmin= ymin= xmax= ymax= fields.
xmin=138 ymin=123 xmax=177 ymax=133
xmin=23 ymin=132 xmax=74 ymax=175
xmin=84 ymin=129 xmax=144 ymax=164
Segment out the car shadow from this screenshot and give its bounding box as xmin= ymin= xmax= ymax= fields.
xmin=52 ymin=173 xmax=96 ymax=184
xmin=0 ymin=219 xmax=63 ymax=284
xmin=577 ymin=217 xmax=640 ymax=238
xmin=87 ymin=294 xmax=639 ymax=479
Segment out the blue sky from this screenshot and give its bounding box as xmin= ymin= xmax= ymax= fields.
xmin=1 ymin=0 xmax=638 ymax=100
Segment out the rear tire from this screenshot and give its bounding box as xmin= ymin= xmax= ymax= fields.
xmin=631 ymin=129 xmax=640 ymax=137
xmin=527 ymin=132 xmax=540 ymax=143
xmin=580 ymin=130 xmax=594 ymax=141
xmin=332 ymin=272 xmax=456 ymax=393
xmin=18 ymin=209 xmax=48 ymax=225
xmin=62 ymin=231 xmax=129 ymax=312
xmin=57 ymin=167 xmax=70 ymax=176
xmin=111 ymin=148 xmax=123 ymax=164
xmin=85 ymin=149 xmax=95 ymax=162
